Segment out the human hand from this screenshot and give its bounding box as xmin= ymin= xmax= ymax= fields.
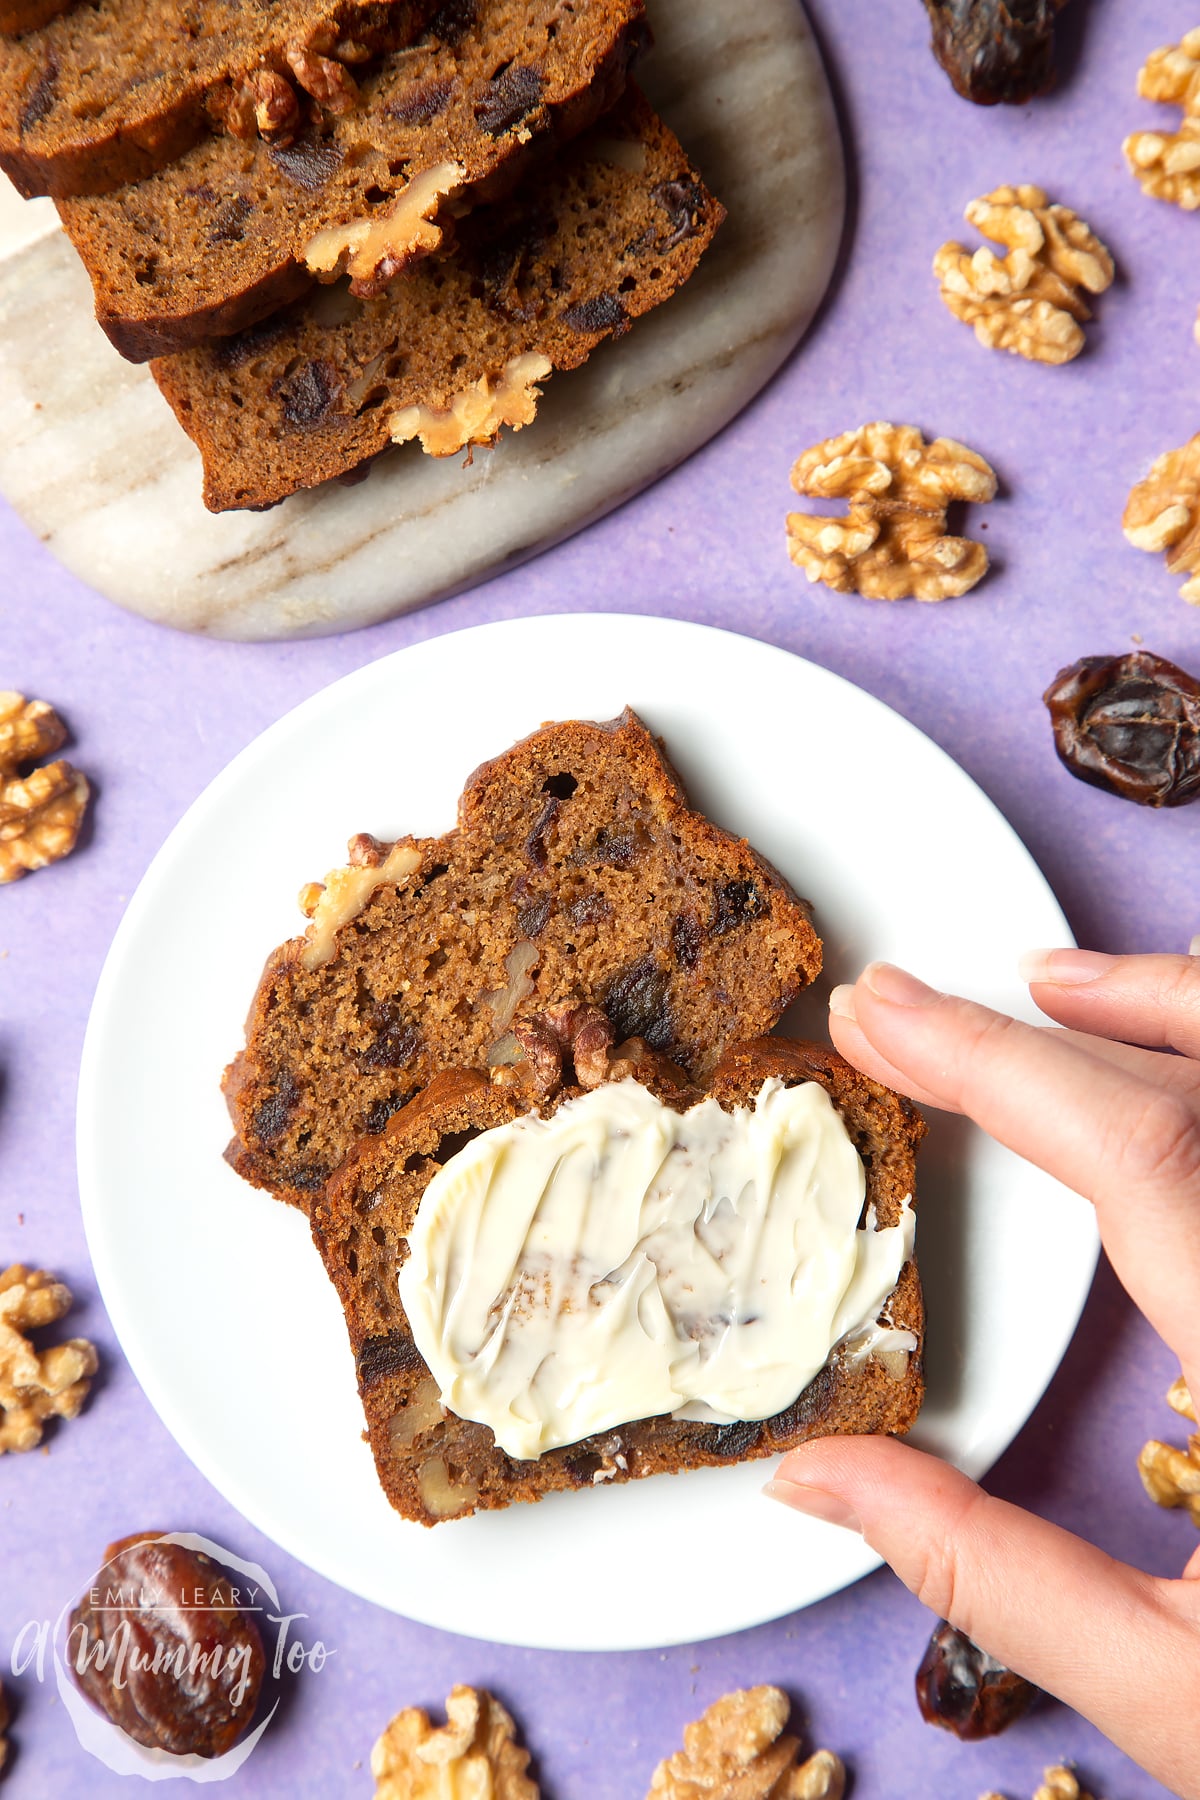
xmin=767 ymin=952 xmax=1200 ymax=1799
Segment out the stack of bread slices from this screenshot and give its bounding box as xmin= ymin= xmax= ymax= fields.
xmin=0 ymin=0 xmax=724 ymax=511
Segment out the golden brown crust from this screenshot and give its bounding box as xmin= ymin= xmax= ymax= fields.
xmin=311 ymin=1038 xmax=924 ymax=1525
xmin=223 ymin=709 xmax=822 ymax=1212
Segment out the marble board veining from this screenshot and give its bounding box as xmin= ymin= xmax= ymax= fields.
xmin=0 ymin=1 xmax=844 ymax=641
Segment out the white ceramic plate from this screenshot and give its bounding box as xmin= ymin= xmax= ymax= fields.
xmin=77 ymin=615 xmax=1099 ymax=1652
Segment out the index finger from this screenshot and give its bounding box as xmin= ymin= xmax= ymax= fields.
xmin=1021 ymin=949 xmax=1200 ymax=1059
xmin=829 ymin=962 xmax=1200 ymax=1375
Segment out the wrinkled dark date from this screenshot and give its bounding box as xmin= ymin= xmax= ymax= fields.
xmin=916 ymin=1619 xmax=1040 ymax=1739
xmin=68 ymin=1534 xmax=265 ymax=1757
xmin=605 ymin=955 xmax=673 ymax=1049
xmin=923 ymin=0 xmax=1069 ymax=106
xmin=1044 ymin=651 xmax=1200 ymax=808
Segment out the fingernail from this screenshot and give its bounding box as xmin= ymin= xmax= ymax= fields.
xmin=828 ymin=984 xmax=857 ymax=1021
xmin=1018 ymin=948 xmax=1118 ymax=986
xmin=762 ymin=1479 xmax=863 ymax=1533
xmin=1189 ymin=934 xmax=1200 ymax=959
xmin=860 ymin=962 xmax=940 ymax=1008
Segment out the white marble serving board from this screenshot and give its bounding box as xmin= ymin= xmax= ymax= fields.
xmin=0 ymin=1 xmax=844 ymax=640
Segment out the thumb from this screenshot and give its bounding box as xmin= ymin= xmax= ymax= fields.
xmin=768 ymin=1436 xmax=1200 ymax=1798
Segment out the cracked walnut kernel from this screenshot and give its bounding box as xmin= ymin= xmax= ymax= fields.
xmin=1033 ymin=1774 xmax=1099 ymax=1800
xmin=934 ymin=185 xmax=1113 ymax=365
xmin=0 ymin=1264 xmax=98 ymax=1453
xmin=981 ymin=1769 xmax=1102 ymax=1800
xmin=372 ymin=1686 xmax=538 ymax=1800
xmin=1123 ymin=434 xmax=1200 ymax=603
xmin=0 ymin=693 xmax=65 ymax=768
xmin=0 ymin=692 xmax=89 ymax=884
xmin=1124 ymin=31 xmax=1200 ymax=210
xmin=1168 ymin=1375 xmax=1197 ymax=1421
xmin=510 ymin=999 xmax=616 ymax=1098
xmin=787 ymin=422 xmax=997 ymax=602
xmin=647 ymin=1687 xmax=845 ymax=1800
xmin=1138 ymin=1371 xmax=1200 ymax=1526
xmin=246 ymin=68 xmax=301 ymax=138
xmin=285 ymin=40 xmax=360 ymax=112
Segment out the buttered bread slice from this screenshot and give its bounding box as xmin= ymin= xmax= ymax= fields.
xmin=312 ymin=1037 xmax=926 ymax=1525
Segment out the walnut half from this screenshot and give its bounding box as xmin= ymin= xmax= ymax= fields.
xmin=1123 ymin=434 xmax=1200 ymax=604
xmin=1124 ymin=31 xmax=1200 ymax=211
xmin=787 ymin=422 xmax=997 ymax=602
xmin=0 ymin=692 xmax=89 ymax=884
xmin=0 ymin=1264 xmax=98 ymax=1453
xmin=1138 ymin=1370 xmax=1200 ymax=1526
xmin=509 ymin=999 xmax=616 ymax=1099
xmin=372 ymin=1686 xmax=539 ymax=1800
xmin=981 ymin=1770 xmax=1103 ymax=1800
xmin=647 ymin=1687 xmax=845 ymax=1800
xmin=934 ymin=185 xmax=1113 ymax=365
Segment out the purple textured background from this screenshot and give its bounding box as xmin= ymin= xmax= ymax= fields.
xmin=2 ymin=1 xmax=1199 ymax=1794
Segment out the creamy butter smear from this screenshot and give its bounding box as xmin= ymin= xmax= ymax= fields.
xmin=398 ymin=1078 xmax=916 ymax=1460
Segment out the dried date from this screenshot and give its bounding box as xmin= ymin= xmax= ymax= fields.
xmin=1044 ymin=651 xmax=1200 ymax=808
xmin=922 ymin=0 xmax=1069 ymax=106
xmin=67 ymin=1533 xmax=265 ymax=1757
xmin=916 ymin=1619 xmax=1040 ymax=1739
xmin=604 ymin=955 xmax=674 ymax=1049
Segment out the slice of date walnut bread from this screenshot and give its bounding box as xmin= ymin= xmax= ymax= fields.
xmin=57 ymin=0 xmax=648 ymax=362
xmin=310 ymin=1037 xmax=925 ymax=1525
xmin=149 ymin=89 xmax=722 ymax=511
xmin=223 ymin=709 xmax=822 ymax=1212
xmin=0 ymin=0 xmax=438 ymax=200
